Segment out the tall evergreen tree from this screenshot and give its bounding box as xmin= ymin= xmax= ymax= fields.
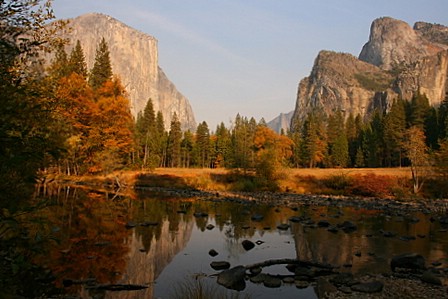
xmin=68 ymin=40 xmax=88 ymax=78
xmin=181 ymin=130 xmax=194 ymax=168
xmin=214 ymin=122 xmax=232 ymax=168
xmin=48 ymin=44 xmax=70 ymax=79
xmin=383 ymin=98 xmax=406 ymax=166
xmin=363 ymin=110 xmax=385 ymax=167
xmin=167 ymin=113 xmax=182 ymax=167
xmin=327 ymin=111 xmax=348 ymax=167
xmin=301 ymin=109 xmax=327 ymax=168
xmin=89 ymin=37 xmax=112 ymax=89
xmin=136 ymin=99 xmax=159 ymax=169
xmin=195 ymin=121 xmax=211 ymax=168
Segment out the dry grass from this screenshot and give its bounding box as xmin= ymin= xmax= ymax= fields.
xmin=53 ymin=167 xmax=418 ymax=198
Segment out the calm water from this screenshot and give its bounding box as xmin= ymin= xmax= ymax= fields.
xmin=28 ymin=185 xmax=448 ymax=299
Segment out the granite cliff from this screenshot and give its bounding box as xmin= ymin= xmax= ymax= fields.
xmin=267 ymin=111 xmax=294 ymax=133
xmin=291 ymin=17 xmax=448 ymax=129
xmin=59 ymin=13 xmax=196 ymax=131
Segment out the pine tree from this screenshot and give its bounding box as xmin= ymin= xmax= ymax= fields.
xmin=302 ymin=109 xmax=327 ymax=168
xmin=167 ymin=113 xmax=182 ymax=167
xmin=214 ymin=122 xmax=231 ymax=168
xmin=327 ymin=111 xmax=348 ymax=167
xmin=195 ymin=121 xmax=211 ymax=168
xmin=136 ymin=99 xmax=159 ymax=169
xmin=48 ymin=44 xmax=70 ymax=79
xmin=181 ymin=130 xmax=194 ymax=167
xmin=69 ymin=40 xmax=88 ymax=78
xmin=89 ymin=37 xmax=112 ymax=89
xmin=383 ymin=98 xmax=406 ymax=166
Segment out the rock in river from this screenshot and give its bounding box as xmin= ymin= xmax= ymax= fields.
xmin=242 ymin=240 xmax=255 ymax=251
xmin=351 ymin=281 xmax=384 ymax=293
xmin=391 ymin=253 xmax=426 ymax=272
xmin=211 ymin=261 xmax=231 ymax=270
xmin=217 ymin=266 xmax=246 ymax=291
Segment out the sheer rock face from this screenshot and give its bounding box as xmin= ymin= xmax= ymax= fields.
xmin=291 ymin=17 xmax=448 ymax=129
xmin=267 ymin=111 xmax=294 ymax=133
xmin=62 ymin=13 xmax=196 ymax=131
xmin=291 ymin=51 xmax=396 ymax=127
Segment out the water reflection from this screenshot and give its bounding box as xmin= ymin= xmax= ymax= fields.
xmin=27 ymin=186 xmax=448 ymax=298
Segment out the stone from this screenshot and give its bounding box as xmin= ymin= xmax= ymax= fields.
xmin=210 ymin=261 xmax=230 ymax=270
xmin=283 ymin=277 xmax=295 ymax=284
xmin=351 ymin=281 xmax=384 ymax=293
xmin=263 ymin=276 xmax=282 ymax=288
xmin=391 ymin=253 xmax=426 ymax=272
xmin=249 ymin=267 xmax=262 ymax=275
xmin=295 ymin=281 xmax=309 ymax=289
xmin=125 ymin=221 xmax=137 ymax=229
xmin=206 ymin=224 xmax=215 ymax=230
xmin=217 ymin=266 xmax=246 ymax=291
xmin=339 ymin=221 xmax=357 ymax=233
xmin=330 ymin=273 xmax=356 ymax=287
xmin=315 ymin=278 xmax=337 ymax=298
xmin=251 ymin=214 xmax=264 ymax=221
xmin=242 ymin=240 xmax=255 ymax=251
xmin=208 ymin=249 xmax=218 ymax=257
xmin=277 ymin=223 xmax=290 ymax=230
xmin=288 ymin=216 xmax=302 ymax=223
xmin=317 ymin=220 xmax=331 ymax=227
xmin=250 ymin=273 xmax=268 ymax=283
xmin=421 ymin=270 xmax=443 ymax=285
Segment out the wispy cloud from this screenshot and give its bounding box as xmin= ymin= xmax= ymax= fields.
xmin=132 ymin=9 xmax=250 ymax=65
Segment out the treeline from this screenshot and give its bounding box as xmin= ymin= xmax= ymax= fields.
xmin=289 ymin=93 xmax=448 ymax=169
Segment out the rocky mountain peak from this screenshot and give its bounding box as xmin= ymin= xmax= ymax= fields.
xmin=291 ymin=17 xmax=448 ymax=131
xmin=59 ymin=13 xmax=196 ymax=131
xmin=358 ymin=17 xmax=441 ymax=70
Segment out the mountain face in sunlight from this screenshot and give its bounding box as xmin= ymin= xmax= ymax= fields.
xmin=59 ymin=13 xmax=196 ymax=131
xmin=291 ymin=17 xmax=448 ymax=129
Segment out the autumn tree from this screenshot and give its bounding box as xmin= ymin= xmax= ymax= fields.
xmin=0 ymin=0 xmax=64 ymax=208
xmin=89 ymin=37 xmax=112 ymax=90
xmin=403 ymin=126 xmax=431 ymax=194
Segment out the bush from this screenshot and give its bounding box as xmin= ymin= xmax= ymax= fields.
xmin=349 ymin=174 xmax=396 ymax=198
xmin=322 ymin=172 xmax=353 ymax=191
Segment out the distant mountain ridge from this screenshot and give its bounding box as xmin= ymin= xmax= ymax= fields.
xmin=291 ymin=17 xmax=448 ymax=129
xmin=58 ymin=13 xmax=196 ymax=131
xmin=267 ymin=111 xmax=294 ymax=133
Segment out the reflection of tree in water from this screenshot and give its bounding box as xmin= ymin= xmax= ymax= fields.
xmin=31 ymin=186 xmax=130 ymax=291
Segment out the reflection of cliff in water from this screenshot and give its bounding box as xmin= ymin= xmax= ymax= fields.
xmin=102 ymin=209 xmax=194 ymax=299
xmin=291 ymin=206 xmax=448 ymax=274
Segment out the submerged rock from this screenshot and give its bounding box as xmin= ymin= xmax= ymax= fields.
xmin=391 ymin=253 xmax=426 ymax=272
xmin=217 ymin=266 xmax=246 ymax=291
xmin=210 ymin=261 xmax=230 ymax=270
xmin=208 ymin=249 xmax=218 ymax=257
xmin=351 ymin=281 xmax=384 ymax=293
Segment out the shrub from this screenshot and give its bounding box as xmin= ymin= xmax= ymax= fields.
xmin=322 ymin=172 xmax=353 ymax=191
xmin=349 ymin=174 xmax=396 ymax=198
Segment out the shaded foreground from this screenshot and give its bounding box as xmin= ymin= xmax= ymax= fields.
xmin=2 ymin=168 xmax=448 ymax=298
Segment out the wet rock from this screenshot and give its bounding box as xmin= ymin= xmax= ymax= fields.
xmin=294 ymin=267 xmax=314 ymax=278
xmin=421 ymin=270 xmax=443 ymax=285
xmin=241 ymin=224 xmax=251 ymax=229
xmin=217 ymin=266 xmax=246 ymax=291
xmin=315 ymin=278 xmax=337 ymax=298
xmin=242 ymin=240 xmax=255 ymax=251
xmin=330 ymin=273 xmax=356 ymax=287
xmin=351 ymin=281 xmax=384 ymax=293
xmin=249 ymin=267 xmax=262 ymax=275
xmin=354 ymin=251 xmax=362 ymax=257
xmin=206 ymin=224 xmax=215 ymax=230
xmin=125 ymin=221 xmax=137 ymax=229
xmin=193 ymin=212 xmax=208 ymax=218
xmin=250 ymin=273 xmax=269 ymax=283
xmin=391 ymin=253 xmax=426 ymax=272
xmin=177 ymin=210 xmax=187 ymax=214
xmin=338 ymin=221 xmax=357 ymax=233
xmin=277 ymin=223 xmax=290 ymax=230
xmin=255 ymin=240 xmax=264 ymax=245
xmin=295 ymin=280 xmax=309 ymax=288
xmin=317 ymin=220 xmax=330 ymax=227
xmin=327 ymin=226 xmax=339 ymax=233
xmin=208 ymin=249 xmax=218 ymax=257
xmin=382 ymin=230 xmax=397 ymax=238
xmin=289 ymin=216 xmax=302 ymax=223
xmin=283 ymin=277 xmax=295 ymax=284
xmin=140 ymin=221 xmax=158 ymax=226
xmin=211 ymin=261 xmax=231 ymax=270
xmin=263 ymin=276 xmax=282 ymax=288
xmin=251 ymin=214 xmax=264 ymax=221
xmin=399 ymin=235 xmax=416 ymax=241
xmin=439 ymin=216 xmax=448 ymax=225
xmin=339 ymin=286 xmax=352 ymax=294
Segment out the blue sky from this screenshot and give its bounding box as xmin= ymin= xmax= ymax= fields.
xmin=52 ymin=0 xmax=447 ymax=129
